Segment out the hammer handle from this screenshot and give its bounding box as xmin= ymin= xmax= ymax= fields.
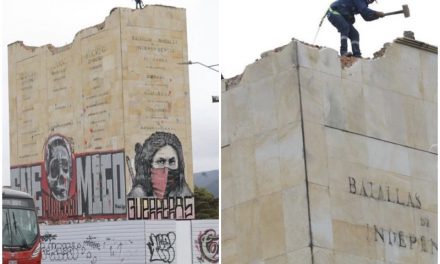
xmin=384 ymin=10 xmax=403 ymax=16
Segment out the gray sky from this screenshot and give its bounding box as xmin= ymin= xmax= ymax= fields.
xmin=1 ymin=0 xmax=219 ymax=185
xmin=220 ymin=0 xmax=439 ymax=78
xmin=1 ymin=0 xmax=439 ymax=186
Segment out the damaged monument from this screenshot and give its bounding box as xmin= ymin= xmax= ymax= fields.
xmin=221 ymin=35 xmax=437 ymax=263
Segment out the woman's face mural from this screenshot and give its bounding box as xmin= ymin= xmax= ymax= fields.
xmin=151 ymin=145 xmax=179 ymax=198
xmin=128 ymin=131 xmax=193 ymax=198
xmin=151 ymin=145 xmax=178 ymax=170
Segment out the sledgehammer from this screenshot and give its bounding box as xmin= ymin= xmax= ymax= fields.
xmin=384 ymin=4 xmax=410 ymax=18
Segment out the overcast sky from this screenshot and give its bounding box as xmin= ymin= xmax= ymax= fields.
xmin=0 ymin=0 xmax=219 ymax=185
xmin=1 ymin=0 xmax=439 ymax=185
xmin=220 ymin=0 xmax=439 ymax=78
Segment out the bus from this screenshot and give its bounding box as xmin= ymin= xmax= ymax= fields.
xmin=2 ymin=187 xmax=42 ymax=264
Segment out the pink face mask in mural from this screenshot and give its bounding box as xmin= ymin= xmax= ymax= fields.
xmin=151 ymin=145 xmax=178 ymax=198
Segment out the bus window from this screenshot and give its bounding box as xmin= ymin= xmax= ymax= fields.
xmin=3 ymin=208 xmax=38 ymax=249
xmin=2 ymin=188 xmax=41 ymax=264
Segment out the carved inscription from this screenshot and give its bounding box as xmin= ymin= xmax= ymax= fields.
xmin=348 ymin=177 xmax=421 ymax=209
xmin=367 ymin=224 xmax=437 ymax=254
xmin=17 ymin=70 xmax=40 ymax=159
xmin=86 ymin=46 xmax=106 ymax=71
xmin=348 ymin=177 xmax=437 ymax=255
xmin=82 ymin=44 xmax=116 ymax=150
xmin=19 ymin=71 xmax=37 ymax=91
xmin=41 ymin=57 xmax=74 ymax=136
xmin=127 ymin=31 xmax=185 ymax=135
xmin=420 ymin=217 xmax=430 ymax=228
xmin=49 ymin=60 xmax=67 ymax=86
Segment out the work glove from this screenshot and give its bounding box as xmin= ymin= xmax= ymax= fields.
xmin=376 ymin=11 xmax=385 ymax=18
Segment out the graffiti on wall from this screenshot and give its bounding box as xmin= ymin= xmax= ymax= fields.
xmin=147 ymin=232 xmax=176 ymax=263
xmin=127 ymin=132 xmax=195 ymax=219
xmin=76 ymin=151 xmax=126 ymax=216
xmin=10 ymin=134 xmax=126 ymax=221
xmin=39 ymin=220 xmax=218 ymax=263
xmin=40 ymin=232 xmax=133 ymax=263
xmin=127 ymin=196 xmax=194 ymax=220
xmin=44 ymin=135 xmax=74 ymax=201
xmin=41 ymin=135 xmax=78 ymax=219
xmin=194 ymin=229 xmax=219 ymax=263
xmin=127 ymin=132 xmax=192 ymax=198
xmin=10 ymin=164 xmax=43 ymax=216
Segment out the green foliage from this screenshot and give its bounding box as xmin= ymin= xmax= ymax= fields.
xmin=194 ymin=186 xmax=219 ymax=219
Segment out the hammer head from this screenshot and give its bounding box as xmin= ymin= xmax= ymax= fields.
xmin=402 ymin=4 xmax=410 ymax=18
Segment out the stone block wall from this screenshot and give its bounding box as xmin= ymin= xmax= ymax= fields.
xmin=221 ymin=39 xmax=437 ymax=263
xmin=9 ymin=6 xmax=194 ymax=221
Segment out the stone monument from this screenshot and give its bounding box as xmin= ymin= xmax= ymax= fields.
xmin=221 ymin=37 xmax=437 ymax=263
xmin=8 ymin=6 xmax=195 ymax=221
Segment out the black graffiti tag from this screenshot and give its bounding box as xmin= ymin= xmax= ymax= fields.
xmin=83 ymin=235 xmax=100 ymax=250
xmin=41 ymin=232 xmax=58 ymax=242
xmin=40 ymin=234 xmax=132 ymax=262
xmin=41 ymin=242 xmax=81 ymax=262
xmin=197 ymin=229 xmax=219 ymax=263
xmin=147 ymin=232 xmax=176 ymax=263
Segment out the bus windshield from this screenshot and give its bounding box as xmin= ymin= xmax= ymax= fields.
xmin=3 ymin=208 xmax=38 ymax=249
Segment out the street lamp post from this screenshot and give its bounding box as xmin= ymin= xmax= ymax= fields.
xmin=179 ymin=60 xmax=219 ymax=103
xmin=179 ymin=60 xmax=219 ymax=72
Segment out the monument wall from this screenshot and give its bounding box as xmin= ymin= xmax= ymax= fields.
xmin=8 ymin=6 xmax=195 ymax=222
xmin=222 ymin=38 xmax=437 ymax=263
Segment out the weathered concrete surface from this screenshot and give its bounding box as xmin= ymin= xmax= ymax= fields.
xmin=222 ymin=38 xmax=437 ymax=263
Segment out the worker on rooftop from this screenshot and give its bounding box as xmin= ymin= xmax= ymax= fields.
xmin=135 ymin=0 xmax=144 ymax=9
xmin=327 ymin=0 xmax=384 ymax=57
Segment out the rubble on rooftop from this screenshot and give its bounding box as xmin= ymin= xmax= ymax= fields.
xmin=224 ymin=31 xmax=437 ymax=90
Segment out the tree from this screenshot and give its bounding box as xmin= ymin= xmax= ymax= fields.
xmin=194 ymin=186 xmax=218 ymax=219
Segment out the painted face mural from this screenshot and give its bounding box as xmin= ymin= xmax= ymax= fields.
xmin=128 ymin=132 xmax=193 ymax=198
xmin=45 ymin=135 xmax=72 ymax=201
xmin=151 ymin=145 xmax=179 ymax=198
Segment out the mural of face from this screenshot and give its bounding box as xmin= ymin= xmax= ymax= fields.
xmin=48 ymin=146 xmax=71 ymax=200
xmin=151 ymin=145 xmax=178 ymax=170
xmin=151 ymin=145 xmax=178 ymax=198
xmin=45 ymin=135 xmax=72 ymax=201
xmin=128 ymin=131 xmax=193 ymax=199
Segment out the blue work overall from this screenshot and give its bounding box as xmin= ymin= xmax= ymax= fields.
xmin=327 ymin=0 xmax=380 ymax=57
xmin=327 ymin=7 xmax=360 ymax=57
